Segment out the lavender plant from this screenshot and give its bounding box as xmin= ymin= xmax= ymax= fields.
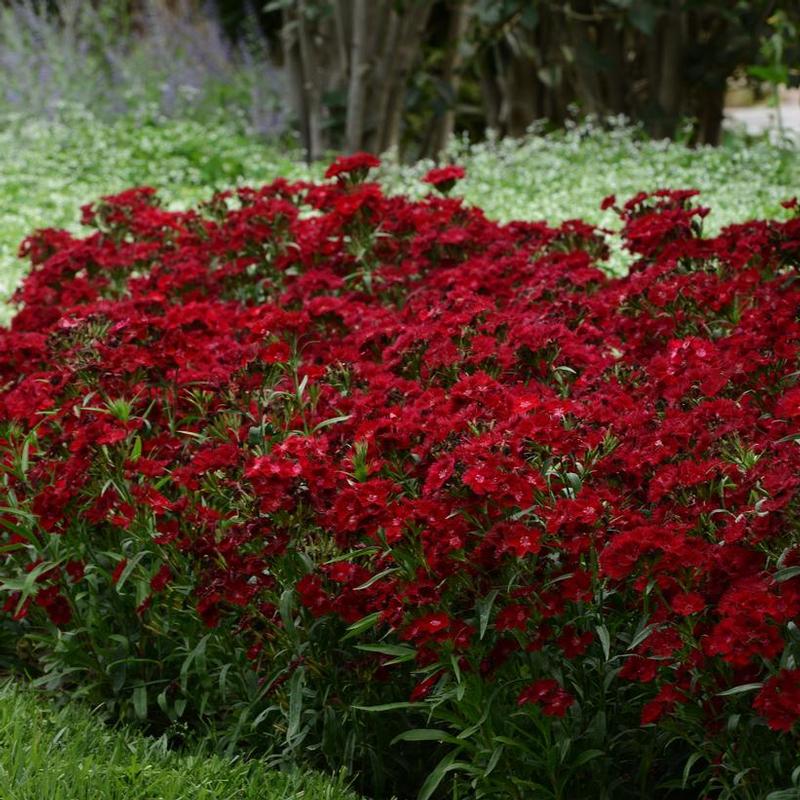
xmin=0 ymin=0 xmax=286 ymax=134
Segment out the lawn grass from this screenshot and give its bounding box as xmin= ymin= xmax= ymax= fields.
xmin=0 ymin=680 xmax=361 ymax=800
xmin=2 ymin=112 xmax=798 ymax=325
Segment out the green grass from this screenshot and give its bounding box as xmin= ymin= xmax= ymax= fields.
xmin=2 ymin=111 xmax=799 ymax=324
xmin=0 ymin=680 xmax=360 ymax=800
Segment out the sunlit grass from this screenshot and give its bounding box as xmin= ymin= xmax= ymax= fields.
xmin=0 ymin=680 xmax=360 ymax=799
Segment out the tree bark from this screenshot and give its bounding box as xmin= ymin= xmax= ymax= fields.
xmin=427 ymin=0 xmax=471 ymax=157
xmin=379 ymin=0 xmax=435 ymax=153
xmin=655 ymin=0 xmax=684 ymax=138
xmin=345 ymin=0 xmax=369 ymax=153
xmin=296 ymin=0 xmax=326 ymax=160
xmin=366 ymin=6 xmax=401 ymax=153
xmin=281 ymin=6 xmax=311 ymax=161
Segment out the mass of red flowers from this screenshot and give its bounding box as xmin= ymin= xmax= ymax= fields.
xmin=2 ymin=162 xmax=800 ymax=793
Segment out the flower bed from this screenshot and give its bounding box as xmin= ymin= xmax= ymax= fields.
xmin=1 ymin=159 xmax=800 ymax=798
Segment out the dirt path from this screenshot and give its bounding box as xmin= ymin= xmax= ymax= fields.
xmin=725 ymin=103 xmax=800 ymax=139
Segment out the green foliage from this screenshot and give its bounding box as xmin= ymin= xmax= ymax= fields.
xmin=0 ymin=680 xmax=361 ymax=799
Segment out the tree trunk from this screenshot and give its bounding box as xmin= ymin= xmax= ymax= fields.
xmin=379 ymin=0 xmax=435 ymax=153
xmin=345 ymin=0 xmax=369 ymax=153
xmin=478 ymin=47 xmax=502 ymax=132
xmin=427 ymin=0 xmax=471 ymax=158
xmin=296 ymin=0 xmax=325 ymax=160
xmin=281 ymin=6 xmax=311 ymax=161
xmin=655 ymin=0 xmax=684 ymax=138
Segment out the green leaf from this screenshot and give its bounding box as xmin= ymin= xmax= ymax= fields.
xmin=484 ymin=745 xmax=503 ymax=777
xmin=342 ymin=611 xmax=381 ymax=641
xmin=748 ymin=64 xmax=789 ymax=85
xmin=286 ymin=667 xmax=305 ymax=743
xmin=629 ymin=621 xmax=657 ymax=651
xmin=717 ymin=682 xmax=763 ymax=697
xmin=354 ymin=567 xmax=398 ymax=590
xmin=476 ymin=589 xmax=499 ymax=640
xmin=353 ymin=701 xmax=424 ymax=713
xmin=596 ymin=624 xmax=611 ymax=661
xmin=391 ymin=729 xmax=459 ymax=745
xmin=132 ymin=685 xmax=147 ymax=720
xmin=565 ymin=471 xmax=582 ymax=493
xmin=573 ymin=749 xmax=605 ymax=768
xmin=774 ymin=566 xmax=800 ymax=583
xmin=279 ymin=588 xmax=296 ymax=635
xmin=355 ymin=643 xmax=416 ymax=665
xmin=20 ymin=435 xmax=31 ymax=475
xmin=418 ymin=749 xmax=468 ymax=800
xmin=114 ymin=551 xmax=148 ymax=591
xmin=179 ymin=634 xmax=210 ymax=691
xmin=682 ymin=751 xmax=704 ymax=788
xmin=311 ymin=414 xmax=351 ymax=433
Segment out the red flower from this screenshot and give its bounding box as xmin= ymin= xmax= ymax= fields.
xmin=325 ymin=152 xmax=381 ymax=180
xmin=150 ymin=564 xmax=172 ymax=593
xmin=517 ymin=678 xmax=574 ymax=717
xmin=423 ymin=165 xmax=465 ymax=194
xmin=754 ymin=670 xmax=800 ymax=732
xmin=641 ymin=684 xmax=684 ymax=725
xmin=495 ymin=604 xmax=531 ymax=632
xmin=671 ymin=591 xmax=706 ymax=616
xmin=410 ymin=670 xmax=444 ymax=701
xmin=600 ymin=194 xmax=617 ymax=211
xmin=557 ymin=626 xmax=594 ymax=659
xmin=65 ymin=560 xmax=85 ymax=583
xmin=111 ymin=558 xmax=128 ymax=585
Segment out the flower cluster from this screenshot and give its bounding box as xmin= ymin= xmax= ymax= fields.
xmin=2 ymin=162 xmax=800 ymax=795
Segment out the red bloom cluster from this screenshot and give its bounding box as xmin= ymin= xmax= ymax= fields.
xmin=754 ymin=670 xmax=800 ymax=732
xmin=423 ymin=165 xmax=466 ymax=194
xmin=517 ymin=678 xmax=574 ymax=717
xmin=324 ymin=152 xmax=381 ymax=180
xmin=2 ymin=164 xmax=800 ymax=766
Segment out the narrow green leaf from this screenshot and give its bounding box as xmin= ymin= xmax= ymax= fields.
xmin=355 ymin=643 xmax=416 ymax=661
xmin=573 ymin=749 xmax=605 ymax=768
xmin=629 ymin=622 xmax=657 ymax=651
xmin=418 ymin=749 xmax=467 ymax=800
xmin=312 ymin=414 xmax=352 ymax=433
xmin=132 ymin=685 xmax=147 ymax=720
xmin=774 ymin=566 xmax=800 ymax=583
xmin=114 ymin=551 xmax=148 ymax=592
xmin=342 ymin=611 xmax=381 ymax=641
xmin=484 ymin=745 xmax=503 ymax=777
xmin=391 ymin=729 xmax=458 ymax=745
xmin=682 ymin=751 xmax=704 ymax=788
xmin=476 ymin=589 xmax=499 ymax=640
xmin=717 ymin=683 xmax=763 ymax=697
xmin=596 ymin=624 xmax=611 ymax=661
xmin=279 ymin=588 xmax=296 ymax=635
xmin=354 ymin=567 xmax=398 ymax=590
xmin=353 ymin=701 xmax=424 ymax=713
xmin=287 ymin=667 xmax=305 ymax=743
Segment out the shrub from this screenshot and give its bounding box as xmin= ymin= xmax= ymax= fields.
xmin=1 ymin=161 xmax=800 ymax=798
